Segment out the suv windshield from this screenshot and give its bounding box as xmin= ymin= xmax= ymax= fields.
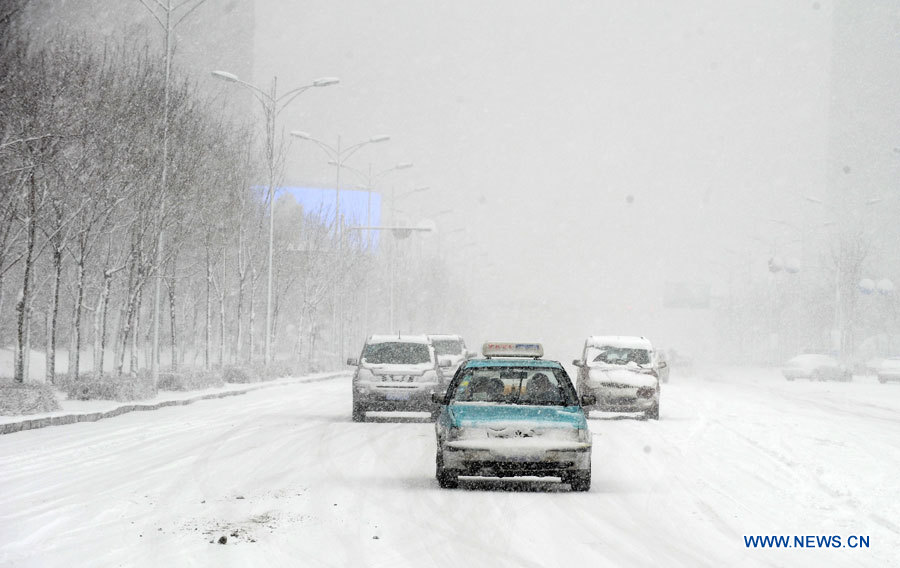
xmin=432 ymin=339 xmax=463 ymax=356
xmin=586 ymin=346 xmax=650 ymax=366
xmin=450 ymin=367 xmax=578 ymax=406
xmin=362 ymin=342 xmax=431 ymax=365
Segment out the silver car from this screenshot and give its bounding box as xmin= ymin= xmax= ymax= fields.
xmin=781 ymin=354 xmax=851 ymax=382
xmin=876 ymin=357 xmax=900 ymax=384
xmin=347 ymin=335 xmax=451 ymax=422
xmin=573 ymin=336 xmax=660 ymax=420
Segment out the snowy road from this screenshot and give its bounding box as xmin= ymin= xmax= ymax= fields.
xmin=1 ymin=368 xmax=898 ymax=567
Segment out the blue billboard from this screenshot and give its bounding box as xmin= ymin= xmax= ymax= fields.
xmin=279 ymin=186 xmax=382 ymax=228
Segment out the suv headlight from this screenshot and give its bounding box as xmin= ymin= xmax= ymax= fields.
xmin=354 ymin=367 xmax=374 ymax=382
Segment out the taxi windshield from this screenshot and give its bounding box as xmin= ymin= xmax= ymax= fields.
xmin=363 ymin=342 xmax=431 ymax=364
xmin=450 ymin=367 xmax=577 ymax=406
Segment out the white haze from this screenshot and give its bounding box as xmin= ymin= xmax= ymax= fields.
xmin=255 ymin=0 xmax=832 ymax=357
xmin=20 ymin=0 xmax=897 ymax=359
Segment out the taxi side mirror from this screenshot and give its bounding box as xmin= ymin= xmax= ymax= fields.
xmin=580 ymin=394 xmax=596 ymax=407
xmin=572 ymin=359 xmax=584 ymax=367
xmin=431 ymin=392 xmax=445 ymax=404
xmin=346 ymin=357 xmax=358 ymax=366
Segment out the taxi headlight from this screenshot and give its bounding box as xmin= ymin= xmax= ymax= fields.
xmin=577 ymin=428 xmax=591 ymax=444
xmin=447 ymin=426 xmax=461 ymax=441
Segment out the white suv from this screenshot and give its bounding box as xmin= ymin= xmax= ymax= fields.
xmin=426 ymin=334 xmax=471 ymax=378
xmin=347 ymin=335 xmax=451 ymax=422
xmin=573 ymin=336 xmax=661 ymax=420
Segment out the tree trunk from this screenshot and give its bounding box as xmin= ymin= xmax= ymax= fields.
xmin=167 ymin=273 xmax=177 ymax=370
xmin=71 ymin=259 xmax=86 ymax=379
xmin=99 ymin=273 xmax=113 ymax=380
xmin=15 ymin=173 xmax=38 ymax=383
xmin=130 ymin=287 xmax=142 ymax=374
xmin=219 ymin=239 xmax=227 ymax=367
xmin=46 ymin=248 xmax=63 ymax=384
xmin=235 ymin=276 xmax=244 ymax=365
xmin=205 ymin=246 xmax=211 ymax=370
xmin=248 ymin=274 xmax=257 ymax=363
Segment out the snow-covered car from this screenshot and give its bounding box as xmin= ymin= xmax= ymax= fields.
xmin=427 ymin=334 xmax=471 ymax=378
xmin=876 ymin=357 xmax=900 ymax=383
xmin=573 ymin=336 xmax=660 ymax=420
xmin=347 ymin=335 xmax=451 ymax=422
xmin=781 ymin=354 xmax=852 ymax=382
xmin=433 ymin=342 xmax=594 ymax=491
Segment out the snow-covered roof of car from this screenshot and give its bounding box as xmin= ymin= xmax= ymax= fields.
xmin=584 ymin=336 xmax=653 ymax=350
xmin=366 ymin=334 xmax=430 ymax=344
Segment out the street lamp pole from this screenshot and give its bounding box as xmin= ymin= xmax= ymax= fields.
xmin=137 ymin=0 xmax=207 ymax=386
xmin=213 ymin=71 xmax=338 ymax=367
xmin=289 ymin=131 xmax=390 ymax=364
xmin=388 ymin=185 xmax=431 ymax=331
xmin=340 ymin=161 xmax=414 ymax=339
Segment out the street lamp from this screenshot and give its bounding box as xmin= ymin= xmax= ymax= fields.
xmin=290 ymin=131 xmax=390 ymax=240
xmin=138 ymin=0 xmax=209 ymax=386
xmin=339 ymin=161 xmax=414 ymax=340
xmin=341 ymin=161 xmax=414 ymax=248
xmin=345 ymin=223 xmax=434 ymax=332
xmin=213 ymin=70 xmax=338 ymax=367
xmin=289 ymin=131 xmax=391 ymax=365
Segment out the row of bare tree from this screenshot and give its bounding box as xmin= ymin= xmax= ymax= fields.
xmin=0 ymin=15 xmax=435 ymax=383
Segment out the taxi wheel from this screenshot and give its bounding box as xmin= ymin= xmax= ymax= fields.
xmin=566 ymin=470 xmax=591 ymax=492
xmin=436 ymin=453 xmax=459 ymax=489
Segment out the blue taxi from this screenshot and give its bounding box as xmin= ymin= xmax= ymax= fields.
xmin=432 ymin=342 xmax=595 ymax=491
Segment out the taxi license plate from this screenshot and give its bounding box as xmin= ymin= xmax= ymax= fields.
xmin=386 ymin=392 xmax=411 ymax=401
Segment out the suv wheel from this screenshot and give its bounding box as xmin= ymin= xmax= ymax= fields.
xmin=565 ymin=469 xmax=591 ymax=492
xmin=351 ymin=401 xmax=366 ymax=422
xmin=645 ymin=402 xmax=659 ymax=420
xmin=436 ymin=452 xmax=459 ymax=489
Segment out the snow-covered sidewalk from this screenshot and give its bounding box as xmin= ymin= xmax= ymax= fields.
xmin=0 ymin=371 xmax=347 ymax=435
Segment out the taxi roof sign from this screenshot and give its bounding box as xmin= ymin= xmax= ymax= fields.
xmin=481 ymin=342 xmax=543 ymax=359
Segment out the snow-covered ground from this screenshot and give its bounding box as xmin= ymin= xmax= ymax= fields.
xmin=0 ymin=367 xmax=897 ymax=567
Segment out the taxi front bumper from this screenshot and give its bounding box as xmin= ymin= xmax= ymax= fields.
xmin=440 ymin=440 xmax=591 ymax=476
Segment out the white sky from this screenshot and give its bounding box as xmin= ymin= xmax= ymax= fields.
xmin=250 ymin=1 xmax=832 ymax=354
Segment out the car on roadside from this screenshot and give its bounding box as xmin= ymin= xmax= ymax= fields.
xmin=427 ymin=334 xmax=472 ymax=378
xmin=433 ymin=342 xmax=594 ymax=491
xmin=876 ymin=357 xmax=900 ymax=384
xmin=781 ymin=353 xmax=852 ymax=382
xmin=572 ymin=336 xmax=661 ymax=420
xmin=347 ymin=334 xmax=452 ymax=422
